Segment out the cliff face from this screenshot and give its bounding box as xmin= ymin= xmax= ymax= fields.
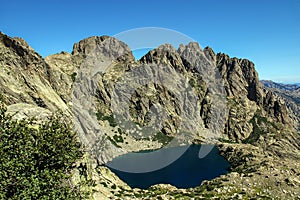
xmin=212 ymin=51 xmax=292 ymax=141
xmin=1 ymin=32 xmax=299 ymax=199
xmin=214 ymin=51 xmax=290 ymax=124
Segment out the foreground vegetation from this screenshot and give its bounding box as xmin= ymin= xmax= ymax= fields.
xmin=0 ymin=101 xmax=87 ymax=199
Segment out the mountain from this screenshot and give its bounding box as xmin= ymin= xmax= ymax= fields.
xmin=0 ymin=32 xmax=299 ymax=199
xmin=261 ymin=80 xmax=300 ymax=91
xmin=261 ymin=80 xmax=300 ymax=130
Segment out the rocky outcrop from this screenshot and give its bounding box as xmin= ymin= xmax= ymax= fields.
xmin=216 ymin=53 xmax=263 ymax=103
xmin=215 ymin=52 xmax=290 ymax=124
xmin=44 ymin=52 xmax=75 ymax=103
xmin=6 ymin=103 xmax=52 ymax=121
xmin=0 ymin=32 xmax=69 ymax=114
xmin=139 ymin=44 xmax=293 ymax=142
xmin=210 ymin=50 xmax=292 ymax=141
xmin=72 ymin=36 xmax=135 ymax=63
xmin=261 ymin=80 xmax=300 ymax=130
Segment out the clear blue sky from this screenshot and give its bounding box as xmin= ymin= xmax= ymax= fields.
xmin=1 ymin=0 xmax=299 ymax=83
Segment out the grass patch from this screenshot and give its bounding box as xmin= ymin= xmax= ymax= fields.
xmin=113 ymin=134 xmax=124 ymax=143
xmin=242 ymin=111 xmax=271 ymax=144
xmin=96 ymin=112 xmax=118 ymax=127
xmin=218 ymin=138 xmax=236 ymax=144
xmin=152 ymin=132 xmax=174 ymax=145
xmin=107 ymin=136 xmax=121 ymax=148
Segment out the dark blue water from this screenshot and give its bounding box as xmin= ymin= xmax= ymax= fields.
xmin=106 ymin=144 xmax=230 ymax=189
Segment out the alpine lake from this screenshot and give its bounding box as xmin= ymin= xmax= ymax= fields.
xmin=106 ymin=144 xmax=230 ymax=189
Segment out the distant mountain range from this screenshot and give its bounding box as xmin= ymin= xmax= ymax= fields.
xmin=261 ymin=80 xmax=300 ymax=91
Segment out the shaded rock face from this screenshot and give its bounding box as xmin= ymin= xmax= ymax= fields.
xmin=263 ymin=89 xmax=290 ymax=124
xmin=215 ymin=51 xmax=290 ymax=125
xmin=0 ymin=33 xmax=46 ymax=71
xmin=216 ymin=53 xmax=260 ymax=104
xmin=0 ymin=31 xmax=295 ymax=160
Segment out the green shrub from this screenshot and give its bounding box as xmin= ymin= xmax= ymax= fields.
xmin=71 ymin=72 xmax=77 ymax=82
xmin=113 ymin=134 xmax=124 ymax=143
xmin=107 ymin=136 xmax=121 ymax=148
xmin=152 ymin=132 xmax=173 ymax=145
xmin=242 ymin=111 xmax=272 ymax=144
xmin=96 ymin=112 xmax=117 ymax=127
xmin=0 ymin=102 xmax=86 ymax=199
xmin=111 ymin=184 xmax=117 ymax=189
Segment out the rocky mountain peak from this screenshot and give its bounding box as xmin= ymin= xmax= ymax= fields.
xmin=13 ymin=37 xmax=35 ymax=52
xmin=177 ymin=42 xmax=203 ymax=60
xmin=216 ymin=52 xmax=263 ymax=102
xmin=261 ymin=80 xmax=300 ymax=129
xmin=140 ymin=43 xmax=178 ymax=61
xmin=72 ymin=35 xmax=134 ymax=62
xmin=203 ymin=46 xmax=216 ymax=62
xmin=0 ymin=32 xmax=45 ymax=69
xmin=139 ymin=43 xmax=186 ymax=73
xmin=178 ymin=42 xmax=202 ymax=53
xmin=157 ymin=43 xmax=178 ymax=52
xmin=72 ymin=35 xmax=110 ymax=55
xmin=215 ymin=52 xmax=291 ymax=126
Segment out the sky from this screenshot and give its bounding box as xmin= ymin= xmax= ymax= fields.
xmin=0 ymin=0 xmax=299 ymax=83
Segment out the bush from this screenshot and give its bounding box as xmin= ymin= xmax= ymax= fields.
xmin=0 ymin=102 xmax=85 ymax=199
xmin=71 ymin=72 xmax=77 ymax=82
xmin=152 ymin=131 xmax=173 ymax=145
xmin=96 ymin=112 xmax=117 ymax=127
